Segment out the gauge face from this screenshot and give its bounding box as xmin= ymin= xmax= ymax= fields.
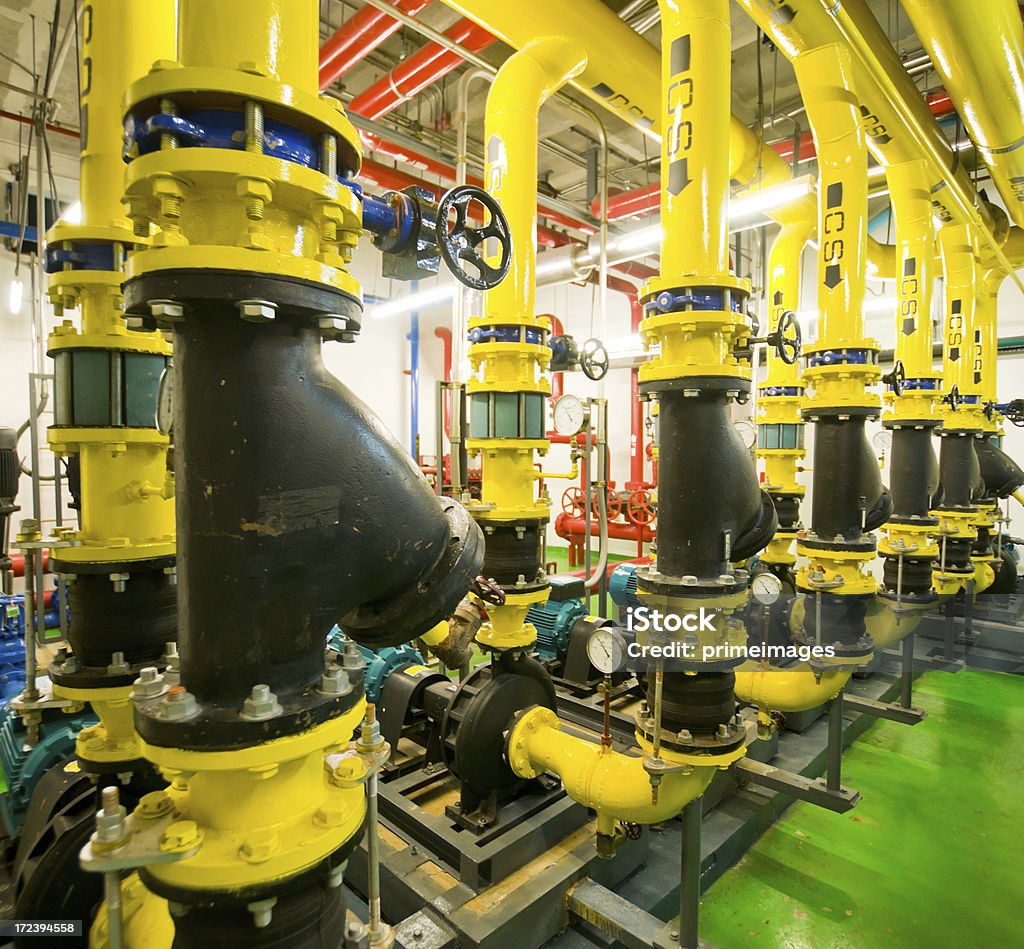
xmin=734 ymin=419 xmax=756 ymax=450
xmin=587 ymin=627 xmax=625 ymax=675
xmin=553 ymin=394 xmax=587 ymax=436
xmin=156 ymin=365 xmax=173 ymax=436
xmin=751 ymin=572 xmax=782 ymax=606
xmin=872 ymin=430 xmax=892 ymax=454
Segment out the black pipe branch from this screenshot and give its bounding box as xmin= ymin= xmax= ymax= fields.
xmin=655 ymin=392 xmax=777 ymax=581
xmin=808 ymin=418 xmax=892 ymax=541
xmin=975 ymin=434 xmax=1024 ymax=499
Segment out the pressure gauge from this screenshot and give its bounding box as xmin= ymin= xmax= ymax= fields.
xmin=586 ymin=626 xmax=627 ymax=675
xmin=156 ymin=364 xmax=174 ymax=436
xmin=872 ymin=430 xmax=893 ymax=455
xmin=734 ymin=419 xmax=757 ymax=450
xmin=553 ymin=394 xmax=588 ymax=436
xmin=751 ymin=572 xmax=782 ymax=606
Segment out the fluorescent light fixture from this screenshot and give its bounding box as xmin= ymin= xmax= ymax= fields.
xmin=729 ymin=177 xmax=815 ymax=220
xmin=59 ymin=200 xmax=82 ymax=225
xmin=371 ymin=282 xmax=454 ymax=319
xmin=8 ymin=277 xmax=23 ymax=315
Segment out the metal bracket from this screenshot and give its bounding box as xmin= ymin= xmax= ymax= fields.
xmin=735 ymin=758 xmax=860 ymax=813
xmin=80 ymin=809 xmax=201 ymax=873
xmin=842 ymin=692 xmax=927 ymax=725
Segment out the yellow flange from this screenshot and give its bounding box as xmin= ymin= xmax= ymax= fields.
xmin=53 ymin=683 xmax=143 ymax=766
xmin=138 ymin=704 xmax=365 ymax=892
xmin=475 ymin=590 xmax=550 ymax=650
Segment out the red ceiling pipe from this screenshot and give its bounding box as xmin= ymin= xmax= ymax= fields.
xmin=319 ymin=0 xmax=434 ymax=90
xmin=348 ymin=19 xmax=496 ymax=121
xmin=554 ymin=512 xmax=655 ymax=544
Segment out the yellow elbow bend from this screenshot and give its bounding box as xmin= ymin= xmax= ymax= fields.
xmin=734 ymin=662 xmax=850 ymax=713
xmin=864 ymin=595 xmax=930 ymax=649
xmin=973 ymin=558 xmax=996 ymax=594
xmin=507 ymin=707 xmax=718 ymax=828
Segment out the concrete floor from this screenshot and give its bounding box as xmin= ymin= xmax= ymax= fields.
xmin=700 ymin=668 xmax=1024 ymax=948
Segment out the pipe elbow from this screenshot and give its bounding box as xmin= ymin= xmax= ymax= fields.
xmin=488 ymin=37 xmax=588 ymax=120
xmin=974 ymin=559 xmax=996 ymax=594
xmin=508 ymin=707 xmax=715 ymax=826
xmin=864 ymin=595 xmax=930 ymax=649
xmin=734 ymin=662 xmax=850 ymax=713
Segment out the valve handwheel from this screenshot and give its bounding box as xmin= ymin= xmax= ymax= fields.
xmin=626 ymin=489 xmax=656 ymax=526
xmin=590 ymin=489 xmax=622 ymax=520
xmin=436 ymin=185 xmax=512 ymax=291
xmin=562 ymin=487 xmax=586 ymax=517
xmin=767 ymin=309 xmax=802 ymax=365
xmin=580 ymin=337 xmax=610 ymax=381
xmin=882 ymin=359 xmax=906 ymax=397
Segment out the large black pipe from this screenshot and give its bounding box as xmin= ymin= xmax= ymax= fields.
xmin=936 ymin=430 xmax=982 ymax=509
xmin=889 ymin=427 xmax=940 ymax=518
xmin=809 ymin=418 xmax=891 ymax=540
xmin=168 ymin=290 xmax=483 ymax=709
xmin=975 ymin=434 xmax=1024 ymax=499
xmin=656 ymin=393 xmax=775 ymax=579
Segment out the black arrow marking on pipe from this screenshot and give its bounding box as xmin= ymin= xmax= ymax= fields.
xmin=952 ymin=299 xmax=962 ymax=314
xmin=773 ymin=290 xmax=784 ymax=306
xmin=902 ymin=318 xmax=916 ymax=336
xmin=949 ymin=347 xmax=961 ymax=362
xmin=826 ymin=182 xmax=843 ymax=208
xmin=904 ymin=257 xmax=917 ymax=277
xmin=671 ymin=35 xmax=691 ymax=75
xmin=668 ymin=158 xmax=691 ymax=196
xmin=824 ymin=264 xmax=842 ymax=288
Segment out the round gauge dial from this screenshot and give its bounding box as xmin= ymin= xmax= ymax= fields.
xmin=586 ymin=626 xmax=626 ymax=675
xmin=156 ymin=365 xmax=174 ymax=436
xmin=734 ymin=419 xmax=757 ymax=450
xmin=553 ymin=394 xmax=587 ymax=436
xmin=872 ymin=430 xmax=893 ymax=454
xmin=751 ymin=572 xmax=783 ymax=606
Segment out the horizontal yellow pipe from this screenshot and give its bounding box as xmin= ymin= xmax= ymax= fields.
xmin=734 ymin=663 xmax=849 ymax=714
xmin=865 ymin=597 xmax=930 ymax=649
xmin=507 ymin=707 xmax=718 ymax=832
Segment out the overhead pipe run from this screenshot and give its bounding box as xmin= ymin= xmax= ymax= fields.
xmin=900 ymin=0 xmax=1024 ymax=229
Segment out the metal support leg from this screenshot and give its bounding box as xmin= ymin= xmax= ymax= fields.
xmin=943 ymin=599 xmax=956 ymax=661
xmin=963 ymin=579 xmax=975 ymax=642
xmin=900 ymin=632 xmax=914 ymax=709
xmin=826 ymin=693 xmax=844 ymax=792
xmin=679 ymin=797 xmax=702 ymax=949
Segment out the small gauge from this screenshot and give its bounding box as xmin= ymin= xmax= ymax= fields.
xmin=156 ymin=365 xmax=174 ymax=436
xmin=751 ymin=572 xmax=783 ymax=606
xmin=734 ymin=419 xmax=757 ymax=450
xmin=553 ymin=394 xmax=588 ymax=436
xmin=872 ymin=430 xmax=893 ymax=454
xmin=586 ymin=626 xmax=626 ymax=675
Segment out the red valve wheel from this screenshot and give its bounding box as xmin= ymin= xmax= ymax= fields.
xmin=626 ymin=489 xmax=656 ymax=526
xmin=600 ymin=491 xmax=623 ymax=521
xmin=561 ymin=487 xmax=586 ymax=517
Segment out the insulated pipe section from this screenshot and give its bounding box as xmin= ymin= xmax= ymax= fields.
xmin=900 ymin=0 xmax=1024 ymax=228
xmin=796 ymin=45 xmax=885 ymax=655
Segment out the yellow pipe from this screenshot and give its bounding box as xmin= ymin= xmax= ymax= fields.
xmin=657 ymin=0 xmax=730 ymax=277
xmin=863 ymin=598 xmax=930 ymax=649
xmin=506 ymin=706 xmax=728 ymax=835
xmin=888 ymin=161 xmax=938 ymax=381
xmin=900 ymin=0 xmax=1024 ymax=229
xmin=734 ymin=664 xmax=850 ymax=714
xmin=485 ymin=38 xmax=587 ymax=323
xmin=938 ymin=225 xmax=983 ymax=408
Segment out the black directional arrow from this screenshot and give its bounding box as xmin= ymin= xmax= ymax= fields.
xmin=824 ymin=264 xmax=843 ymax=289
xmin=904 ymin=257 xmax=917 ymax=277
xmin=668 ymin=158 xmax=691 ymax=196
xmin=949 ymin=347 xmax=961 ymax=362
xmin=773 ymin=290 xmax=784 ymax=306
xmin=902 ymin=317 xmax=916 ymax=336
xmin=874 ymin=133 xmax=892 ymax=145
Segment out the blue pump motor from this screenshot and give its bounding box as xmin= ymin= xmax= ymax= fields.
xmin=327 ymin=625 xmax=425 ymax=704
xmin=609 ymin=562 xmax=640 ymax=611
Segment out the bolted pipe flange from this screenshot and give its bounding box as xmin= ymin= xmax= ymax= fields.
xmin=159 ymin=686 xmax=199 ymax=720
xmin=319 ymin=666 xmax=351 ymax=696
xmin=239 ymin=683 xmax=283 ymax=721
xmin=238 ymin=299 xmax=277 ymax=324
xmin=247 ymin=898 xmax=277 ymax=929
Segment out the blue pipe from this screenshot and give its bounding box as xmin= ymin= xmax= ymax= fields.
xmin=408 ymin=307 xmax=420 ymax=460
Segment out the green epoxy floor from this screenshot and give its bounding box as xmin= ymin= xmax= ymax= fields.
xmin=701 ymin=668 xmax=1024 ymax=949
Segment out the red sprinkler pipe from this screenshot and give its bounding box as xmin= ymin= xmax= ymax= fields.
xmin=555 ymin=512 xmax=655 ymax=544
xmin=348 ymin=19 xmax=496 ymax=121
xmin=319 ymin=0 xmax=433 ymax=89
xmin=10 ymin=551 xmax=49 ymax=577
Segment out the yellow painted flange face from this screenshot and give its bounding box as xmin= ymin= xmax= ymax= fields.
xmin=796 ymin=546 xmax=878 ymax=597
xmin=465 ymin=379 xmax=551 ymax=395
xmin=140 ymin=704 xmax=366 ymax=892
xmin=941 ymin=405 xmax=987 ymax=433
xmin=476 ymin=589 xmax=549 ymax=650
xmin=641 ymin=273 xmax=752 ymax=299
xmin=931 ymin=511 xmax=979 ymax=543
xmin=761 ymin=535 xmax=797 ymax=566
xmin=883 ymin=390 xmax=940 ymax=423
xmin=48 ymin=322 xmax=171 ymax=356
xmin=801 ymin=365 xmax=882 ymax=413
xmin=52 ymin=684 xmax=143 ymax=765
xmin=635 ymin=728 xmax=746 ymax=769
